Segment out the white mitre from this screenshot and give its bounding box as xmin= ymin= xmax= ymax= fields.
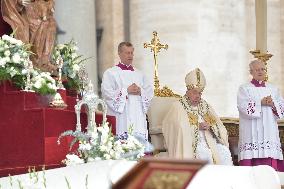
xmin=185 ymin=68 xmax=206 ymax=91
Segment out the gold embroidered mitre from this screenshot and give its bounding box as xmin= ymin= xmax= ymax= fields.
xmin=185 ymin=68 xmax=206 ymax=91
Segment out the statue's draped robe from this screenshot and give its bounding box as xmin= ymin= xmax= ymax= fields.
xmin=1 ymin=0 xmax=56 ymax=69
xmin=237 ymin=82 xmax=284 ymax=170
xmin=162 ymin=97 xmax=232 ymax=165
xmin=101 ymin=64 xmax=153 ymax=140
xmin=1 ymin=0 xmax=29 ymax=43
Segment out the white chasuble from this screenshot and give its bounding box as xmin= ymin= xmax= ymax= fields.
xmin=162 ymin=97 xmax=232 ymax=165
xmin=237 ymin=83 xmax=284 ymax=161
xmin=101 ymin=66 xmax=153 ymax=140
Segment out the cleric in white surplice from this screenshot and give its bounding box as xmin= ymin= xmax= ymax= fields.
xmin=101 ymin=42 xmax=153 ymax=140
xmin=237 ymin=59 xmax=284 ymax=171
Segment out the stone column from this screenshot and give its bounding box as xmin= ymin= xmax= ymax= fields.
xmin=55 ymin=0 xmax=98 ymax=91
xmin=95 ymin=0 xmax=125 ymax=83
xmin=255 ymin=0 xmax=267 ymax=53
xmin=266 ymin=0 xmax=282 ymax=91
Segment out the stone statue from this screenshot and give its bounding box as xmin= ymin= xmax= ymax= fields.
xmin=1 ymin=0 xmax=57 ymax=72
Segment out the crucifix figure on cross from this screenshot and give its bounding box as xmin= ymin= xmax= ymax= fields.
xmin=144 ymin=31 xmax=168 ymax=95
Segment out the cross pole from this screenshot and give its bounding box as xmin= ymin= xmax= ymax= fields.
xmin=144 ymin=31 xmax=168 ymax=95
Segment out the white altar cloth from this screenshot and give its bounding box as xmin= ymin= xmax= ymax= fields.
xmin=0 ymin=160 xmax=136 ymax=189
xmin=0 ymin=160 xmax=281 ymax=189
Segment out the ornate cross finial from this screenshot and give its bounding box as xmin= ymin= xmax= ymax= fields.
xmin=144 ymin=31 xmax=168 ymax=57
xmin=144 ymin=31 xmax=168 ymax=95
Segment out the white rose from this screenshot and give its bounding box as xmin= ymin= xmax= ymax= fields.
xmin=97 ymin=126 xmax=104 ymax=132
xmin=22 ymin=52 xmax=28 ymax=57
xmin=23 ymin=60 xmax=30 ymax=68
xmin=47 ymin=83 xmax=54 ymax=89
xmin=15 ymin=39 xmax=23 ymax=46
xmin=65 ymin=154 xmax=84 ymax=165
xmin=33 ymin=75 xmax=40 ymax=81
xmin=3 ymin=57 xmax=10 ymax=63
xmin=41 ymin=72 xmax=49 ymax=77
xmin=52 ymin=84 xmax=57 ymax=90
xmin=79 ymin=143 xmax=92 ymax=151
xmin=58 ymin=44 xmax=65 ymax=50
xmin=114 ymin=145 xmax=122 ymax=153
xmin=4 ymin=50 xmax=10 ymax=57
xmin=33 ymin=80 xmax=42 ymax=89
xmin=12 ymin=53 xmax=21 ymax=63
xmin=0 ymin=59 xmax=6 ymax=67
xmin=107 ymin=141 xmax=113 ymax=149
xmin=2 ymin=34 xmax=10 ymax=41
xmin=3 ymin=35 xmax=23 ymax=45
xmin=103 ymin=154 xmax=111 ymax=160
xmin=38 ymin=78 xmax=45 ymax=84
xmin=21 ymin=69 xmax=28 ymax=75
xmin=99 ymin=145 xmax=107 ymax=152
xmin=31 ymin=70 xmax=39 ymax=76
xmin=109 ymin=150 xmax=115 ymax=158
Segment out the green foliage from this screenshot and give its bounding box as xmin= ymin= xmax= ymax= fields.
xmin=0 ymin=67 xmax=10 ymax=81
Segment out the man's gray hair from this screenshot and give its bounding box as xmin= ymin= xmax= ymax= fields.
xmin=118 ymin=42 xmax=133 ymax=52
xmin=249 ymin=59 xmax=264 ymax=71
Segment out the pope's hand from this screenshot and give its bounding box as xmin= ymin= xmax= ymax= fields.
xmin=199 ymin=122 xmax=210 ymax=130
xmin=127 ymin=83 xmax=141 ymax=96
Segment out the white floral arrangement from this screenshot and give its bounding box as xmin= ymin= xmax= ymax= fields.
xmin=58 ymin=123 xmax=145 ymax=165
xmin=0 ymin=34 xmax=31 ymax=88
xmin=52 ymin=40 xmax=87 ymax=92
xmin=31 ymin=71 xmax=57 ymax=95
xmin=0 ymin=34 xmax=58 ymax=95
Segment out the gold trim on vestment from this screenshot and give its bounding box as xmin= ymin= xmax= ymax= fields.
xmin=188 ymin=113 xmax=198 ymax=125
xmin=179 ymin=96 xmax=223 ymax=164
xmin=203 ymin=113 xmax=217 ymax=126
xmin=196 ymin=68 xmax=201 ymax=86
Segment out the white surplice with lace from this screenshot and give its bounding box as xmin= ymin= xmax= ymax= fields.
xmin=237 ymin=82 xmax=284 ymax=161
xmin=101 ymin=66 xmax=153 ymax=140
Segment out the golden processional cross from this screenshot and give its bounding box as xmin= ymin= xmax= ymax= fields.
xmin=144 ymin=31 xmax=180 ymax=98
xmin=144 ymin=31 xmax=168 ymax=96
